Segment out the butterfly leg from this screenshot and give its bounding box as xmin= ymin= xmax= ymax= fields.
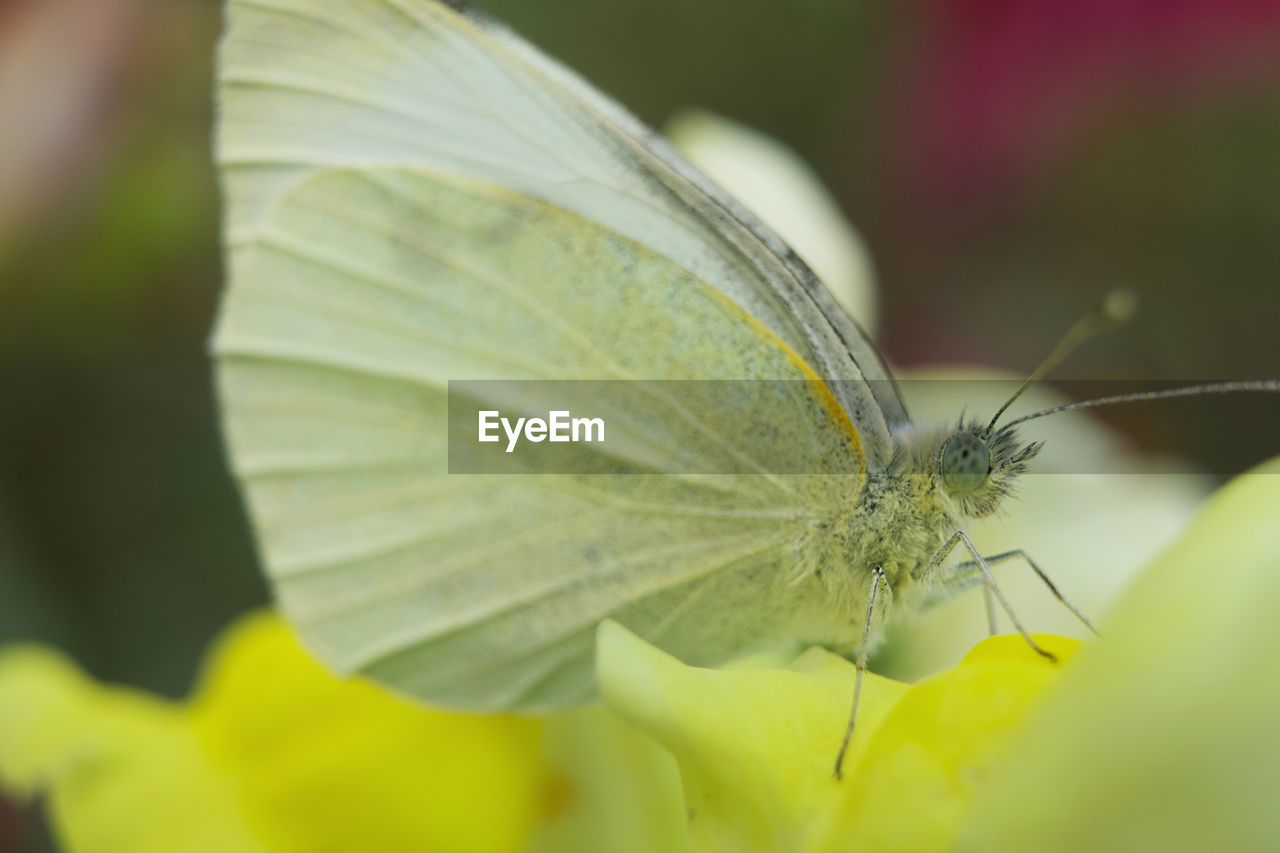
xmin=955 ymin=549 xmax=1100 ymax=637
xmin=833 ymin=566 xmax=891 ymax=780
xmin=926 ymin=532 xmax=1058 ymax=664
xmin=982 ymin=586 xmax=999 ymax=636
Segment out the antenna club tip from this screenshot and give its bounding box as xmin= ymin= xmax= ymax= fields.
xmin=1101 ymin=288 xmax=1139 ymax=324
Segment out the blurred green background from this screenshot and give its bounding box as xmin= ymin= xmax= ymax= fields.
xmin=2 ymin=0 xmax=1279 ymax=847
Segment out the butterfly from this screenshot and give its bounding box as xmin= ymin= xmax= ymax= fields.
xmin=213 ymin=0 xmax=1277 ymax=777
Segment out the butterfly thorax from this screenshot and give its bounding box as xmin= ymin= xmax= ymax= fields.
xmin=792 ymin=420 xmax=1041 ymax=649
xmin=837 ymin=425 xmax=966 ymax=602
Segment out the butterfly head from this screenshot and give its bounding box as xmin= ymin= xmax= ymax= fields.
xmin=936 ymin=422 xmax=1042 ymax=518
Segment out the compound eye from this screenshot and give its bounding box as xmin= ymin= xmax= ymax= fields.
xmin=941 ymin=433 xmax=991 ymax=495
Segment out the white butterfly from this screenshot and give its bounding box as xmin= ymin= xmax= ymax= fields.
xmin=214 ymin=0 xmax=1099 ymax=755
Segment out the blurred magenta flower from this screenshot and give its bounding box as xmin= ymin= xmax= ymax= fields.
xmin=891 ymin=0 xmax=1280 ymax=207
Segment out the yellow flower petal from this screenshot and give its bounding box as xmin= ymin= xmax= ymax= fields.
xmin=0 ymin=645 xmax=264 ymax=852
xmin=832 ymin=635 xmax=1077 ymax=852
xmin=0 ymin=612 xmax=554 ymax=853
xmin=530 ymin=707 xmax=692 ymax=853
xmin=961 ymin=455 xmax=1280 ymax=851
xmin=597 ymin=619 xmax=908 ymax=851
xmin=0 ymin=645 xmax=100 ymax=797
xmin=190 ymin=612 xmax=549 ymax=853
xmin=597 ymin=618 xmax=1083 ymax=852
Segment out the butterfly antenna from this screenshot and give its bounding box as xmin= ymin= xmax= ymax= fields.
xmin=984 ymin=289 xmax=1138 ymax=434
xmin=1001 ymin=380 xmax=1280 ymax=430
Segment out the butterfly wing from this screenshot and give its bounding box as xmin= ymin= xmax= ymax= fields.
xmin=215 ymin=0 xmax=899 ymax=709
xmin=219 ymin=0 xmax=908 ymax=442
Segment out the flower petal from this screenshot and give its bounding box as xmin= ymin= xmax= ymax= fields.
xmin=832 ymin=634 xmax=1078 ymax=851
xmin=0 ymin=645 xmax=264 ymax=852
xmin=190 ymin=612 xmax=549 ymax=853
xmin=529 ymin=707 xmax=692 ymax=853
xmin=597 ymin=619 xmax=908 ymax=850
xmin=598 ymin=617 xmax=1084 ymax=852
xmin=962 ymin=455 xmax=1280 ymax=850
xmin=0 ymin=612 xmax=556 ymax=853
